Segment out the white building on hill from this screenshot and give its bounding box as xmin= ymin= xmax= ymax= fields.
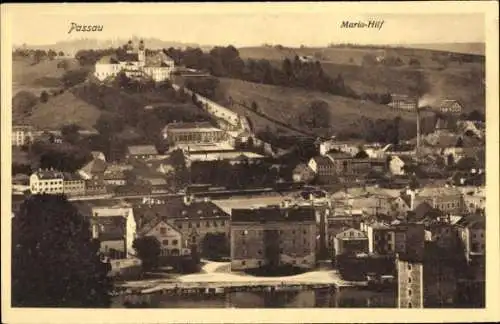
xmin=94 ymin=40 xmax=175 ymax=82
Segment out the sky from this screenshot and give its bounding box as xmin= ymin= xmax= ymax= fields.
xmin=5 ymin=3 xmax=486 ymax=47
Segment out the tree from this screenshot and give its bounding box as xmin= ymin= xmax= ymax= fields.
xmin=12 ymin=195 xmax=112 ymax=307
xmin=201 ymin=233 xmax=230 ymax=260
xmin=40 ymin=91 xmax=49 ymax=103
xmin=132 ymin=236 xmax=161 ymax=272
xmin=12 ymin=91 xmax=38 ymax=115
xmin=354 ymin=150 xmax=369 ymax=159
xmin=62 ymin=68 xmax=89 ymax=88
xmin=251 ymin=101 xmax=259 ymax=112
xmin=61 ymin=124 xmax=81 ymax=144
xmin=299 ymin=100 xmax=331 ymax=129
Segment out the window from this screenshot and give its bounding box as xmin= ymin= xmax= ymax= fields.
xmin=162 ymin=239 xmax=169 ymax=245
xmin=408 ymin=289 xmax=412 ymax=296
xmin=188 ymin=222 xmax=192 ymax=228
xmin=172 ymin=240 xmax=178 ymax=246
xmin=221 ymin=220 xmax=225 ymax=226
xmin=408 ymin=302 xmax=412 ymax=308
xmin=160 ymin=227 xmax=167 ymax=235
xmin=196 ymin=222 xmax=200 ymax=228
xmin=408 ymin=277 xmax=412 ymax=283
xmin=213 ymin=221 xmax=218 ymax=227
xmin=206 ymin=221 xmax=210 ymax=227
xmin=242 ymin=261 xmax=246 ymax=266
xmin=178 ymin=224 xmax=183 ymax=229
xmin=408 ymin=264 xmax=412 ymax=270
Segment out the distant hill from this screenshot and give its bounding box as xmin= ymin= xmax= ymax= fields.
xmin=397 ymin=43 xmax=485 ymax=56
xmin=15 ymin=37 xmax=213 ymax=57
xmin=237 ymin=44 xmax=485 ymax=112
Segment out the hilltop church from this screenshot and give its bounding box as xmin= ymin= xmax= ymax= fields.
xmin=94 ymin=39 xmax=175 ymax=82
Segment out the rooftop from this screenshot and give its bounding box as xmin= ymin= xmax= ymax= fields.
xmin=231 ymin=205 xmax=316 ymax=223
xmin=163 ymin=122 xmax=222 ymax=133
xmin=326 ymin=152 xmax=352 ymax=160
xmin=127 ymin=145 xmax=159 ymax=156
xmin=133 ymin=196 xmax=230 ymax=226
xmin=33 ymin=169 xmax=64 ymax=180
xmin=187 ymin=151 xmax=265 ymax=162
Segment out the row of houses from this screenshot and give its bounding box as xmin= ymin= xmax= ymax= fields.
xmin=388 ymin=95 xmax=464 ymax=114
xmin=12 ymin=125 xmax=99 ymax=147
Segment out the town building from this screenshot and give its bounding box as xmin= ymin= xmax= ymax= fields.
xmin=363 ymin=221 xmax=425 ymax=256
xmin=307 ymin=156 xmax=336 ymax=182
xmin=381 ymin=143 xmax=416 ymax=157
xmin=30 ymin=169 xmax=64 ymax=195
xmin=388 ymin=94 xmax=418 ymax=111
xmin=138 ymin=219 xmax=190 ymax=256
xmin=94 ymin=40 xmax=175 ymax=82
xmin=186 ymin=151 xmax=266 ymax=166
xmin=91 ymin=203 xmax=137 ymax=259
xmin=103 ymin=170 xmax=127 ymax=186
xmin=438 ymin=99 xmax=463 ymax=115
xmin=84 ymin=179 xmax=107 ymax=196
xmin=397 ymin=242 xmax=461 ymax=308
xmin=319 ymin=139 xmax=363 ymax=157
xmin=230 ymin=204 xmax=316 ymax=271
xmin=333 ymin=228 xmax=369 ymax=256
xmin=461 ymin=187 xmax=485 ymax=213
xmin=389 ymin=155 xmax=415 ymax=176
xmin=161 ymin=122 xmax=228 ymax=146
xmin=62 ymin=173 xmax=86 ymax=196
xmin=91 ymin=151 xmax=106 ymax=162
xmin=133 ymin=196 xmax=230 ymax=254
xmin=126 ymin=145 xmax=159 ymax=160
xmin=411 ymin=186 xmax=465 ymax=215
xmin=12 ymin=125 xmax=34 ymax=146
xmin=78 ymin=158 xmax=108 ymax=180
xmin=292 ymin=163 xmax=316 ymax=183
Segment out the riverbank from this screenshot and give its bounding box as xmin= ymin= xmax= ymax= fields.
xmin=115 ymin=261 xmax=368 ymax=296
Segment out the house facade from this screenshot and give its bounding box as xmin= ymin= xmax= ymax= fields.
xmin=126 ymin=145 xmax=159 ymax=160
xmin=140 ymin=220 xmax=190 ymax=256
xmin=12 ymin=125 xmax=34 ymax=146
xmin=230 ymin=205 xmax=316 ymax=271
xmin=91 ymin=204 xmax=137 ymax=259
xmin=162 ymin=122 xmax=227 ymax=146
xmin=30 ymin=169 xmax=64 ymax=195
xmin=333 ymin=228 xmax=369 ymax=256
xmin=62 ymin=173 xmax=86 ymax=196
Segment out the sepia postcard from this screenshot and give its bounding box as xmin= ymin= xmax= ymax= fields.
xmin=1 ymin=2 xmax=499 ymax=323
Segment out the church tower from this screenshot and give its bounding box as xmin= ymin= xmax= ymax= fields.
xmin=138 ymin=39 xmax=145 ymax=63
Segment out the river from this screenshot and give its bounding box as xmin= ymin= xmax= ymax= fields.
xmin=112 ymin=287 xmax=396 ymax=308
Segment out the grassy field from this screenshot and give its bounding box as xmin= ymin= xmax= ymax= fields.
xmin=218 ymin=77 xmax=423 ymax=137
xmin=12 ymin=57 xmax=80 ymax=95
xmin=24 ymin=90 xmax=102 ymax=130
